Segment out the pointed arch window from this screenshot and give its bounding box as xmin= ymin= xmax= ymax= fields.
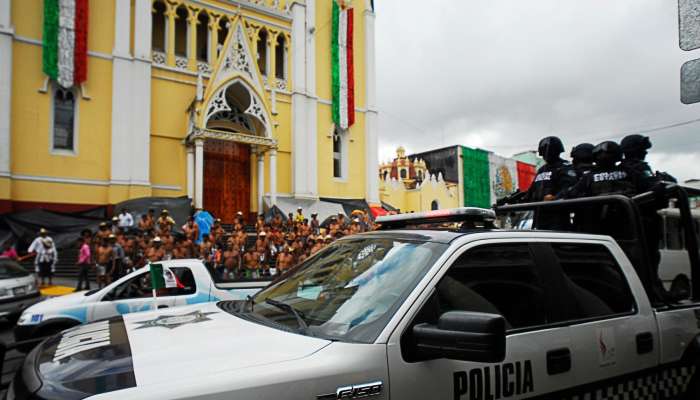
xmin=196 ymin=12 xmax=209 ymax=62
xmin=151 ymin=1 xmax=167 ymax=52
xmin=275 ymin=34 xmax=286 ymax=80
xmin=217 ymin=18 xmax=229 ymax=57
xmin=174 ymin=6 xmax=188 ymax=57
xmin=431 ymin=200 xmax=439 ymax=211
xmin=257 ymin=29 xmax=269 ymax=76
xmin=52 ymin=86 xmax=77 ymax=153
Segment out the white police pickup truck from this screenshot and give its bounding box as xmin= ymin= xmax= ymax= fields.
xmin=7 ymin=197 xmax=700 ymax=400
xmin=13 ymin=259 xmax=267 ymax=342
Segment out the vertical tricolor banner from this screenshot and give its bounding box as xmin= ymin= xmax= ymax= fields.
xmin=331 ymin=0 xmax=355 ymax=129
xmin=43 ymin=0 xmax=89 ymax=89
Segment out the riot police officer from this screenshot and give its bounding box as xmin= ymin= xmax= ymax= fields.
xmin=570 ymin=143 xmax=595 ymax=179
xmin=524 ymin=136 xmax=578 ymax=229
xmin=566 ymin=141 xmax=635 ymax=198
xmin=620 ymin=135 xmax=675 ymax=295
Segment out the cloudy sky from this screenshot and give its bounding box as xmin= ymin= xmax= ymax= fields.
xmin=375 ymin=1 xmax=700 ymax=182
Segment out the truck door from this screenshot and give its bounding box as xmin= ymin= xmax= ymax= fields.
xmin=547 ymin=242 xmax=660 ymax=397
xmin=387 ymin=241 xmax=575 ymax=400
xmin=92 ymin=269 xmax=177 ymax=320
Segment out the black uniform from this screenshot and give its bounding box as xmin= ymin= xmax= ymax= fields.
xmin=566 ymin=141 xmax=635 ymax=236
xmin=620 ymin=135 xmax=676 ymax=291
xmin=570 ymin=143 xmax=595 ymax=180
xmin=525 ymin=137 xmax=578 ymax=230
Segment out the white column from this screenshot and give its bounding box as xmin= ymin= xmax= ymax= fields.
xmin=269 ymin=149 xmax=277 ymax=206
xmin=291 ymin=1 xmax=309 ymax=198
xmin=257 ymin=150 xmax=265 ymax=212
xmin=194 ymin=140 xmax=204 ymax=208
xmin=110 ymin=0 xmax=134 ymax=186
xmin=364 ymin=6 xmax=379 ymax=204
xmin=186 ymin=146 xmax=195 ymax=200
xmin=130 ymin=0 xmax=153 ymax=186
xmin=0 ymin=0 xmax=13 ymax=179
xmin=305 ymin=0 xmax=318 ymax=197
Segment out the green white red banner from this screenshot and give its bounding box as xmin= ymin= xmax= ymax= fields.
xmin=43 ymin=0 xmax=89 ymax=89
xmin=331 ymin=0 xmax=355 ymax=129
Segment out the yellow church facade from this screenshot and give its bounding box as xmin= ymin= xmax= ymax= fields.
xmin=0 ymin=0 xmax=379 ymax=220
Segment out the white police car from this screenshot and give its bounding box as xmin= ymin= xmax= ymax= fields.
xmin=14 ymin=259 xmax=263 ymax=342
xmin=7 ymin=203 xmax=700 ymax=400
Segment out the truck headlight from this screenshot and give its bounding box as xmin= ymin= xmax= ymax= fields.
xmin=0 ymin=288 xmax=9 ymax=297
xmin=26 ymin=282 xmax=36 ymax=293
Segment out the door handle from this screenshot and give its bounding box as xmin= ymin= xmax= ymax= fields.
xmin=636 ymin=332 xmax=654 ymax=354
xmin=157 ymin=305 xmax=169 ymax=309
xmin=546 ymin=348 xmax=571 ymax=375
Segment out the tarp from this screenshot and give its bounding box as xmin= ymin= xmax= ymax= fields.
xmin=114 ymin=196 xmax=191 ymax=234
xmin=489 ymin=153 xmax=519 ymax=205
xmin=462 ymin=147 xmax=491 ymax=208
xmin=265 ymin=197 xmax=345 ymax=224
xmin=320 ymin=198 xmax=372 ymax=218
xmin=370 ymin=206 xmax=388 ymax=218
xmin=517 ymin=161 xmax=537 ymax=192
xmin=0 ymin=209 xmax=103 ymax=250
xmin=194 ymin=210 xmax=213 ymax=243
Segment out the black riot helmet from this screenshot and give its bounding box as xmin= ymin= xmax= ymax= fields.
xmin=593 ymin=141 xmax=623 ymax=168
xmin=538 ymin=136 xmax=565 ymax=163
xmin=620 ymin=134 xmax=652 ymax=160
xmin=570 ymin=143 xmax=595 ymax=164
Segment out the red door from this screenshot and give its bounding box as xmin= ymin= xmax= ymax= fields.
xmin=203 ymin=140 xmax=251 ymax=223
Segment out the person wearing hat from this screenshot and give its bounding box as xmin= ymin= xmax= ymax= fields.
xmin=25 ymin=229 xmax=57 ymax=286
xmin=110 ymin=216 xmax=120 ymax=234
xmin=310 ymin=213 xmax=320 ymax=235
xmin=146 ymin=237 xmax=165 ymax=263
xmin=310 ymin=236 xmax=324 ymax=254
xmin=96 ymin=222 xmax=111 ymax=244
xmin=157 ymin=209 xmax=175 ymax=234
xmin=294 ymin=207 xmax=305 ymax=223
xmin=109 ymin=234 xmax=126 ymax=283
xmin=210 ymin=218 xmax=225 ymax=243
xmin=324 ymin=234 xmax=333 ymax=244
xmin=95 ymin=237 xmax=114 ymax=289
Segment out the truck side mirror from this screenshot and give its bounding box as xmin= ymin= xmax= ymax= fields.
xmin=413 ymin=311 xmax=506 ymax=363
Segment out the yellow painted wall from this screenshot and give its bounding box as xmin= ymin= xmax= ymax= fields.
xmin=380 ymin=178 xmax=460 ymax=213
xmin=6 ymin=0 xmax=371 ymax=208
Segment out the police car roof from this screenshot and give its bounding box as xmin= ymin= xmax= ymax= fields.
xmin=353 ymin=228 xmax=612 ymax=245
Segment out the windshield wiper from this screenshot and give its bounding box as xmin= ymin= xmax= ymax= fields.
xmin=264 ymin=298 xmax=309 ymax=334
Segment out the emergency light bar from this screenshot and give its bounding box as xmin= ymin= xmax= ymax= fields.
xmin=376 ymin=207 xmax=496 ymax=230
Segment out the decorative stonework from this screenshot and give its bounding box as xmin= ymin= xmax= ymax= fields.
xmin=175 ymin=55 xmax=189 ymax=70
xmin=197 ymin=61 xmax=212 ymax=74
xmin=276 ymin=79 xmax=287 ymax=91
xmin=188 ymin=127 xmax=277 ymax=148
xmin=152 ymin=51 xmax=166 ymax=66
xmin=214 ymin=23 xmax=256 ymax=87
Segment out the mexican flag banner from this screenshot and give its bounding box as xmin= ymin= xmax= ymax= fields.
xmin=43 ymin=0 xmax=89 ymax=89
xmin=149 ymin=263 xmax=182 ymax=291
xmin=331 ymin=0 xmax=355 ymax=130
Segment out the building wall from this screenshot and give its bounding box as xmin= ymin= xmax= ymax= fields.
xmin=379 ymin=175 xmax=460 ymax=213
xmin=2 ymin=0 xmax=375 ymax=213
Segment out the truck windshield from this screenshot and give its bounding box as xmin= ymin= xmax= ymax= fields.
xmin=247 ymin=237 xmax=446 ymax=343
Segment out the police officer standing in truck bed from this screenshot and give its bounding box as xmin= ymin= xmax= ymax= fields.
xmin=524 ymin=136 xmax=578 ymax=229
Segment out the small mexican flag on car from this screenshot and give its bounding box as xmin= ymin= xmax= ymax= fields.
xmin=149 ymin=264 xmax=183 ymax=291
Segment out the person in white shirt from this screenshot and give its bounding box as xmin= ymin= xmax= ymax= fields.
xmin=118 ymin=208 xmax=134 ymax=232
xmin=27 ymin=228 xmax=58 ymax=286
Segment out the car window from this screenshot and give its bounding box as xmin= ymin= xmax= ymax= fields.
xmin=551 ymin=243 xmax=635 ymax=321
xmin=435 ymin=243 xmax=547 ymax=330
xmin=104 ymin=267 xmax=196 ymax=301
xmin=0 ymin=260 xmax=30 ymax=279
xmin=248 ymin=238 xmax=447 ymax=343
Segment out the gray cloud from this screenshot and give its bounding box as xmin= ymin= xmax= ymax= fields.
xmin=376 ymin=0 xmax=700 ymax=181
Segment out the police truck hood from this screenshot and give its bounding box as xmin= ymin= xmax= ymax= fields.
xmin=124 ymin=302 xmax=332 ymax=386
xmin=24 ymin=302 xmax=332 ymax=398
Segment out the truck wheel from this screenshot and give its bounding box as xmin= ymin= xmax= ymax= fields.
xmin=685 ymin=372 xmax=700 ymax=400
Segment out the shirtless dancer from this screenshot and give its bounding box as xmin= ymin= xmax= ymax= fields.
xmin=95 ymin=239 xmax=114 ymax=289
xmin=243 ymin=248 xmax=260 ymax=279
xmin=276 ymin=247 xmax=295 ymax=274
xmin=146 ymin=237 xmax=165 ymax=263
